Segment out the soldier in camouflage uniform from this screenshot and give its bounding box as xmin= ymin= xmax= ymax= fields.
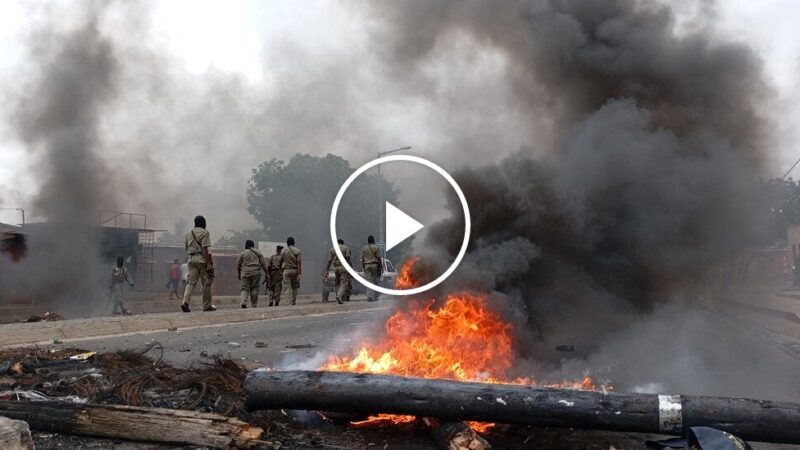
xmin=109 ymin=256 xmax=134 ymax=315
xmin=267 ymin=245 xmax=283 ymax=306
xmin=360 ymin=235 xmax=383 ymax=302
xmin=324 ymin=238 xmax=352 ymax=304
xmin=181 ymin=215 xmax=216 ymax=312
xmin=279 ymin=237 xmax=302 ymax=306
xmin=236 ymin=240 xmax=269 ymax=308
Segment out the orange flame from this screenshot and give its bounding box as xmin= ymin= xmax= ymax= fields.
xmin=324 ymin=294 xmax=514 ymax=381
xmin=321 ymin=258 xmax=601 ymax=433
xmin=350 ymin=413 xmax=417 ymax=427
xmin=394 ymin=256 xmax=421 ymax=290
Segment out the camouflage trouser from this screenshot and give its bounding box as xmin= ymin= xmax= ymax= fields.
xmin=240 ymin=272 xmax=261 ymax=307
xmin=268 ymin=272 xmax=282 ymax=305
xmin=334 ymin=265 xmax=351 ymax=302
xmin=281 ymin=269 xmax=300 ymax=305
xmin=364 ymin=263 xmax=381 ymax=301
xmin=109 ymin=283 xmax=127 ymax=313
xmin=183 ymin=261 xmax=213 ymax=309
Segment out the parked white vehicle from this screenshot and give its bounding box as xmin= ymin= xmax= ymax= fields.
xmin=322 ymin=258 xmax=397 ymax=302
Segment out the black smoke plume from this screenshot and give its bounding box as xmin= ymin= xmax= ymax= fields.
xmin=7 ymin=5 xmax=120 ymax=314
xmin=360 ymin=0 xmax=771 ymax=356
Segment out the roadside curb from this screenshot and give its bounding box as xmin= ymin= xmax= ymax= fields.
xmin=0 ymin=302 xmax=388 ymax=348
xmin=775 ymin=292 xmax=800 ymax=301
xmin=725 ymin=300 xmax=800 ymax=324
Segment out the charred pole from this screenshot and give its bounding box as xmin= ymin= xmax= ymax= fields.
xmin=246 ymin=370 xmax=800 ymax=444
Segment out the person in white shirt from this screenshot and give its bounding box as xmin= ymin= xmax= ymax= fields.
xmin=180 ymin=260 xmax=189 ymax=295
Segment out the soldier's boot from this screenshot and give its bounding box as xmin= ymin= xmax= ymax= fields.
xmin=181 ymin=283 xmax=195 ymax=312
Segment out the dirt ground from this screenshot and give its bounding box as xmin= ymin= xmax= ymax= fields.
xmin=0 ymin=345 xmax=688 ymax=450
xmin=28 ymin=425 xmax=799 ymax=450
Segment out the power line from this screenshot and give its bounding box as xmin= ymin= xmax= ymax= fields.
xmin=783 ymin=155 xmax=800 ymax=179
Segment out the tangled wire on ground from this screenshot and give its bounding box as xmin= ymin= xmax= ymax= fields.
xmin=0 ymin=342 xmax=250 ymax=417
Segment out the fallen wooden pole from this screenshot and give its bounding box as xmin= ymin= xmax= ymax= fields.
xmin=245 ymin=370 xmax=800 ymax=444
xmin=0 ymin=401 xmax=263 ymax=449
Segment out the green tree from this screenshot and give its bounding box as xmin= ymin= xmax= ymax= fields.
xmin=215 ymin=228 xmax=268 ymax=247
xmin=247 ymin=153 xmax=409 ymax=269
xmin=763 ymin=178 xmax=800 ymax=243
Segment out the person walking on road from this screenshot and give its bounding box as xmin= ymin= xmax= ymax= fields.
xmin=360 ymin=235 xmax=383 ymax=302
xmin=167 ymin=259 xmax=182 ymax=299
xmin=279 ymin=237 xmax=302 ymax=306
xmin=267 ymin=245 xmax=283 ymax=306
xmin=180 ymin=259 xmax=189 ymax=295
xmin=237 ymin=240 xmax=269 ymax=308
xmin=324 ymin=238 xmax=352 ymax=304
xmin=109 ymin=256 xmax=134 ymax=315
xmin=181 ymin=215 xmax=216 ymax=312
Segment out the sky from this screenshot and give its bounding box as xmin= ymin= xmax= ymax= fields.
xmin=0 ymin=0 xmax=799 ymax=232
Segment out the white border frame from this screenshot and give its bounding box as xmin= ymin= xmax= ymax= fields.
xmin=330 ymin=155 xmax=471 ymax=296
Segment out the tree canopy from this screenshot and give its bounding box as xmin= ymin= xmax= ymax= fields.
xmin=247 ymin=153 xmax=408 ymax=265
xmin=763 ymin=178 xmax=800 ymax=243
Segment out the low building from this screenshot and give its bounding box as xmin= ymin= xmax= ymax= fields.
xmin=152 ymin=243 xmax=242 ymax=295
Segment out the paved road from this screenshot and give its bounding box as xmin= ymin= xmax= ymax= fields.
xmin=38 ymin=293 xmax=800 ymax=402
xmin=13 ymin=294 xmax=800 ymax=449
xmin=65 ymin=306 xmax=394 ymax=368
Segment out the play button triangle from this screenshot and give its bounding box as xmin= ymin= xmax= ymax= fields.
xmin=385 ymin=202 xmax=424 ymax=252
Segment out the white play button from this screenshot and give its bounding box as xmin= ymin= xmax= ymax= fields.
xmin=330 ymin=154 xmax=470 ymax=297
xmin=385 ymin=202 xmax=424 ymax=252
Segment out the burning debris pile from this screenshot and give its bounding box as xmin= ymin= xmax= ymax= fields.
xmin=321 ymin=260 xmax=601 ymax=431
xmin=236 ymin=258 xmax=800 ymax=448
xmin=291 ymin=257 xmax=601 ymax=447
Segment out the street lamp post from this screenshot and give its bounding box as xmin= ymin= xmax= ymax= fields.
xmin=377 ymin=146 xmax=412 ymax=248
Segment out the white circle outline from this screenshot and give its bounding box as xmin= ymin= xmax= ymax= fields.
xmin=330 ymin=155 xmax=471 ymax=297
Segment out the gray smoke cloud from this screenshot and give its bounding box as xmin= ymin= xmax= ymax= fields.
xmin=4 ymin=4 xmax=122 ymax=314
xmin=1 ymin=1 xmax=419 ymax=313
